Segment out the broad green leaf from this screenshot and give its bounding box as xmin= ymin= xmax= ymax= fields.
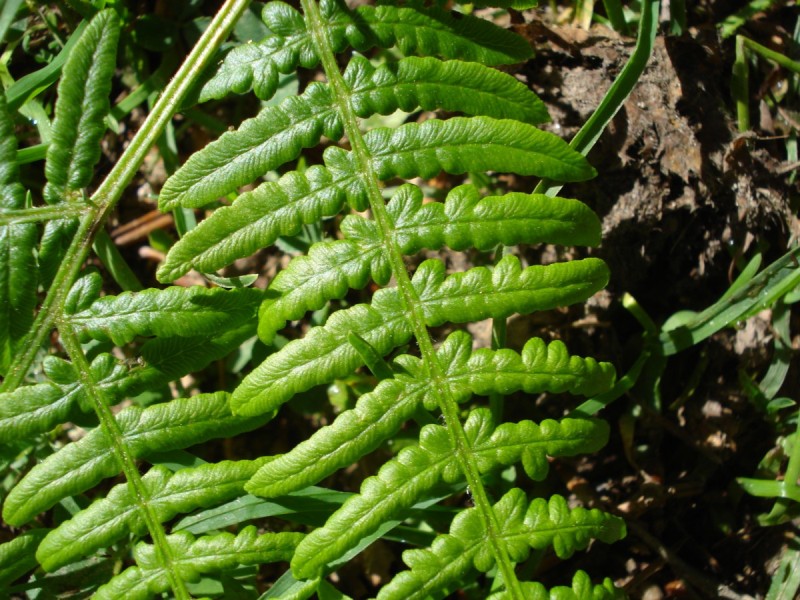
xmin=378 ymin=489 xmax=625 ymax=600
xmin=3 ymin=392 xmax=268 ymax=526
xmin=200 ymin=0 xmax=532 ymax=101
xmin=0 ymin=353 xmax=126 ymax=443
xmin=0 ymin=0 xmax=26 ymax=47
xmin=0 ymin=529 xmax=48 ymax=587
xmin=235 ymin=254 xmax=608 ymax=416
xmin=175 ymin=485 xmax=351 ymax=535
xmin=93 ymin=527 xmax=303 ymax=600
xmin=66 ymin=286 xmax=261 ymax=346
xmin=38 ymin=459 xmax=270 ymax=572
xmin=43 ymin=10 xmax=120 ymax=204
xmin=0 ymin=89 xmax=37 ymax=375
xmin=291 ymin=409 xmax=611 ymax=579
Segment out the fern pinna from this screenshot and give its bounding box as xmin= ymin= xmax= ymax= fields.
xmin=0 ymin=2 xmax=625 ymax=598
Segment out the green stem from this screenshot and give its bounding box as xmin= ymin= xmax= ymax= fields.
xmin=535 ymin=0 xmax=660 ymax=197
xmin=93 ymin=229 xmax=144 ymax=292
xmin=741 ymin=36 xmax=800 ymax=74
xmin=58 ymin=326 xmax=191 ymax=600
xmin=0 ymin=0 xmax=250 ymax=393
xmin=733 ymin=35 xmax=750 ymax=132
xmin=0 ymin=202 xmax=86 ymax=225
xmin=489 ymin=244 xmax=514 ymax=425
xmin=602 ymin=0 xmax=628 ymax=35
xmin=301 ymin=1 xmax=524 ymax=596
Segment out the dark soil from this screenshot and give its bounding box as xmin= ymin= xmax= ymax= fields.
xmin=502 ymin=9 xmax=799 ymax=600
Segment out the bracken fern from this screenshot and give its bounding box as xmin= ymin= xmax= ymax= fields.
xmin=0 ymin=2 xmax=626 ymax=598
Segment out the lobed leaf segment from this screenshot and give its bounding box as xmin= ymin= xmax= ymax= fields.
xmin=0 ymin=1 xmax=625 ymax=598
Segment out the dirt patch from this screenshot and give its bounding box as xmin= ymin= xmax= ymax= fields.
xmin=506 ymin=16 xmax=800 ymax=599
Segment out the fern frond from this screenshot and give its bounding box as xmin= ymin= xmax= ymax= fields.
xmin=345 ymin=56 xmax=548 ymax=124
xmin=2 ymin=392 xmax=268 ymax=526
xmin=290 ymin=409 xmax=610 ymax=579
xmin=200 ymin=0 xmax=532 ymax=102
xmin=258 ymin=183 xmax=603 ymax=339
xmin=38 ymin=10 xmax=120 ymax=288
xmin=199 ymin=2 xmax=316 ymax=102
xmin=239 ymin=297 xmax=413 ymax=415
xmin=66 ymin=286 xmax=261 ymax=346
xmin=364 ymin=117 xmax=595 ymax=182
xmin=43 ymin=10 xmax=120 ymax=204
xmin=37 ymin=459 xmax=270 ymax=572
xmin=358 ymin=3 xmax=532 ymax=64
xmin=239 ymin=254 xmax=607 ymax=414
xmin=165 ymin=59 xmax=550 ymax=213
xmin=246 ymin=332 xmax=613 ymax=496
xmin=486 ymin=571 xmax=624 ymax=600
xmin=433 ymin=330 xmax=615 ymax=403
xmin=37 ymin=217 xmax=80 ymax=287
xmin=0 ymin=90 xmax=37 ymax=375
xmin=0 ymin=529 xmax=48 ymax=588
xmin=246 ymin=376 xmax=427 ymax=497
xmin=158 ymin=111 xmax=593 ymax=280
xmin=257 ymin=239 xmax=387 ymax=343
xmin=115 ymin=324 xmax=253 ymax=398
xmin=64 ymin=270 xmax=103 ymax=313
xmin=156 ymin=166 xmax=359 ymax=282
xmin=388 ymin=184 xmax=602 ymax=252
xmin=415 ymin=255 xmax=608 ymax=326
xmin=291 ymin=421 xmax=453 ymax=579
xmin=122 ymin=323 xmax=257 ymax=396
xmin=0 ymin=353 xmax=126 ymax=443
xmin=159 ymin=83 xmax=341 ymax=211
xmin=93 ymin=527 xmax=303 ymax=600
xmin=377 ymin=489 xmax=624 ymax=600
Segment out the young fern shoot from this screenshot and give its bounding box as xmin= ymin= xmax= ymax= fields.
xmin=0 ymin=1 xmax=625 ymax=598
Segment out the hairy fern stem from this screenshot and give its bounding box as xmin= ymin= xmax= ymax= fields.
xmin=302 ymin=0 xmax=526 ymax=594
xmin=0 ymin=203 xmax=87 ymax=226
xmin=57 ymin=326 xmax=191 ymax=600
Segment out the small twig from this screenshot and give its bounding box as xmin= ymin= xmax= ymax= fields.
xmin=111 ymin=209 xmax=174 ymax=245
